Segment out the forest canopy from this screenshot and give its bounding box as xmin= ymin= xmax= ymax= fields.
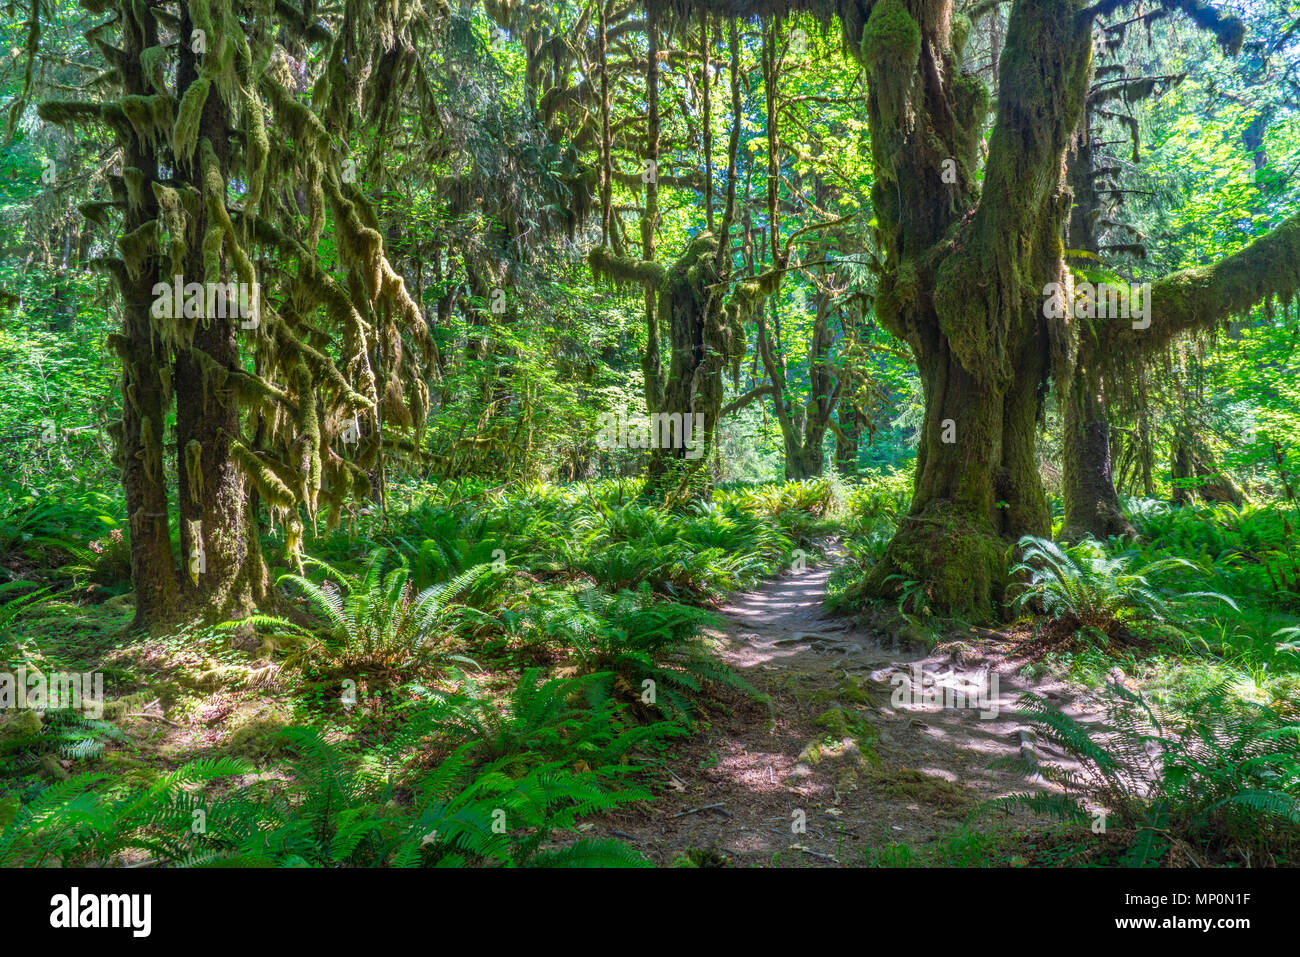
xmin=1 ymin=0 xmax=1300 ymax=876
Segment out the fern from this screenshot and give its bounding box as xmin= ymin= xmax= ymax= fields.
xmin=1010 ymin=535 xmax=1238 ymax=638
xmin=223 ymin=548 xmax=490 ymax=681
xmin=991 ymin=685 xmax=1300 ymax=865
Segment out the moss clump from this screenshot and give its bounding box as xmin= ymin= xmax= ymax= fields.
xmin=868 ymin=767 xmax=972 ymax=814
xmin=101 ymin=690 xmax=153 ymax=718
xmin=860 ymin=0 xmax=921 ymax=71
xmin=814 ymin=705 xmax=877 ymax=746
xmin=102 ymin=753 xmax=160 ymax=788
xmin=951 ymin=70 xmax=990 ymax=138
xmin=809 ymin=707 xmax=880 ymax=787
xmin=813 ymin=676 xmax=878 ymax=707
xmin=799 ymin=714 xmax=876 ymax=790
xmin=950 ymin=13 xmax=972 ymax=55
xmin=673 ymin=847 xmax=731 ymax=868
xmin=225 ymin=715 xmax=291 ymax=765
xmin=0 ymin=709 xmax=43 ymax=741
xmin=859 ymin=0 xmax=921 ymax=119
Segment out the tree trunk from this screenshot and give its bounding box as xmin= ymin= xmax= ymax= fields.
xmin=856 ymin=324 xmax=1052 ymax=617
xmin=835 ymin=404 xmax=864 ymax=476
xmin=1062 ymin=358 xmax=1135 ymax=539
xmin=842 ymin=0 xmax=1092 ymax=619
xmin=643 ymin=232 xmax=742 ymax=500
xmin=1171 ymin=430 xmax=1245 ymax=507
xmin=170 ymin=9 xmax=268 ymax=624
xmin=1060 ymin=104 xmax=1133 ymax=541
xmin=109 ymin=4 xmax=180 ymax=628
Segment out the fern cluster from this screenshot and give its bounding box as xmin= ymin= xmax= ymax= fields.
xmin=0 ymin=708 xmax=127 ymax=777
xmin=1010 ymin=535 xmax=1238 ymax=639
xmin=991 ymin=685 xmax=1300 ymax=865
xmin=0 ymin=722 xmax=653 ymax=868
xmin=226 ymin=548 xmax=491 ymax=681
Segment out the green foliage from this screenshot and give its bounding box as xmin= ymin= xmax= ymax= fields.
xmin=1010 ymin=535 xmax=1238 ymax=638
xmin=407 ymin=668 xmax=685 ymax=773
xmin=228 ymin=548 xmax=490 ymax=681
xmin=991 ymin=686 xmax=1300 ymax=866
xmin=552 ymin=586 xmax=760 ymax=724
xmin=0 ymin=708 xmax=127 ymax=777
xmin=0 ymin=729 xmax=649 ymax=868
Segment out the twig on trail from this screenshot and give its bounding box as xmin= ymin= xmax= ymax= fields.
xmin=609 ymin=830 xmax=638 ymax=841
xmin=125 ymin=712 xmax=180 ymax=727
xmin=663 ymin=765 xmax=689 ymax=788
xmin=670 ymin=802 xmax=730 ymax=819
xmin=791 ymin=844 xmax=839 ymax=863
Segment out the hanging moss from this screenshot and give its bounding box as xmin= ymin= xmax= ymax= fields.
xmin=41 ymin=0 xmax=455 ymax=626
xmin=191 ymin=346 xmax=231 ymax=406
xmin=78 ymin=201 xmax=121 ymax=229
xmin=120 ymin=93 xmax=174 ymax=149
xmin=117 ymin=220 xmax=160 ymax=281
xmin=295 ymin=363 xmax=322 ymax=503
xmin=138 ymin=415 xmax=161 ymax=484
xmin=151 ymin=181 xmax=189 ymax=274
xmin=138 ymin=45 xmax=168 ymax=93
xmin=122 ymin=166 xmax=146 ymax=210
xmin=242 ymin=88 xmax=270 ymax=218
xmin=184 ymin=439 xmax=204 ymax=503
xmin=172 ymin=75 xmax=211 ymax=166
xmin=1102 ymin=210 xmax=1300 ymax=356
xmin=231 ymin=441 xmax=296 ymax=510
xmin=198 ymin=138 xmax=258 ymax=289
xmin=588 ymin=245 xmax=668 ymax=291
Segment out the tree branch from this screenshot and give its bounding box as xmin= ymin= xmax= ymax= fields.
xmin=1101 ymin=210 xmax=1300 ymax=353
xmin=721 ymin=385 xmax=775 ymax=416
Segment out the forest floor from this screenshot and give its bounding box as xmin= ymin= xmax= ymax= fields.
xmin=584 ymin=551 xmax=1106 ymax=867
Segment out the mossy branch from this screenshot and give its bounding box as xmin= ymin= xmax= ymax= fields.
xmin=588 ymin=245 xmax=668 ymax=290
xmin=1101 ymin=210 xmax=1300 ymax=354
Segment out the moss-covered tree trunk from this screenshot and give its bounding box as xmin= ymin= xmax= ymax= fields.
xmin=1063 ymin=361 xmax=1133 ymax=538
xmin=834 ymin=403 xmax=864 ymax=476
xmin=111 ymin=4 xmax=181 ymax=627
xmin=836 ymin=0 xmax=1092 ymax=619
xmin=1171 ymin=428 xmax=1245 ymax=507
xmin=643 ymin=231 xmax=744 ymax=499
xmin=171 ymin=17 xmax=268 ymax=623
xmin=1061 ymin=114 xmax=1134 ymax=540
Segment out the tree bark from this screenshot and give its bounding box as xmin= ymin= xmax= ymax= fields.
xmin=1061 ymin=109 xmax=1134 ymax=540
xmin=171 ymin=6 xmax=268 ymax=624
xmin=1062 ymin=360 xmax=1134 ymax=538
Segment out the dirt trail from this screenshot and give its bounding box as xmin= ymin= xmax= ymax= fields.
xmin=598 ymin=555 xmax=1101 ymax=866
